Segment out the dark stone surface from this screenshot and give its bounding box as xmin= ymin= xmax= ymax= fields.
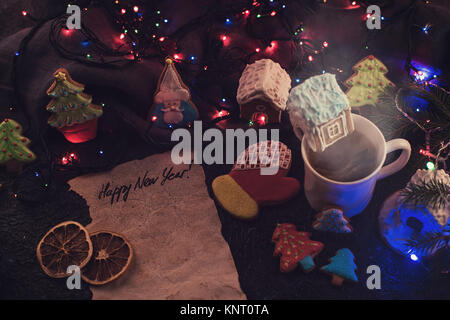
xmin=0 ymin=0 xmax=449 ymax=300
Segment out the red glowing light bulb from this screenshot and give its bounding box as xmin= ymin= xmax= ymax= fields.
xmin=308 ymin=55 xmax=314 ymax=62
xmin=221 ymin=35 xmax=227 ymax=41
xmin=62 ymin=29 xmax=73 ymax=36
xmin=255 ymin=48 xmax=260 ymax=53
xmin=121 ymin=8 xmax=126 ymax=14
xmin=173 ymin=54 xmax=181 ymax=60
xmin=133 ymin=6 xmax=139 ymax=12
xmin=120 ymin=33 xmax=125 ymax=39
xmin=323 ymin=41 xmax=328 ymax=47
xmin=159 ymin=37 xmax=165 ymax=42
xmin=22 ymin=10 xmax=28 ymax=16
xmin=270 ymin=11 xmax=277 ymax=16
xmin=152 ymin=116 xmax=157 ymax=122
xmin=62 ymin=157 xmax=68 ymax=165
xmin=352 ymin=1 xmax=357 ymax=5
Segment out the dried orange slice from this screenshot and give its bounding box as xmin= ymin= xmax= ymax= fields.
xmin=81 ymin=231 xmax=133 ymax=285
xmin=36 ymin=221 xmax=93 ymax=278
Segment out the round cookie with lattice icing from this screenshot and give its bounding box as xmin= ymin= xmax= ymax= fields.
xmin=212 ymin=141 xmax=300 ymax=219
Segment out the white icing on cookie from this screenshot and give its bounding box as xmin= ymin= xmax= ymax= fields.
xmin=287 ymin=73 xmax=352 ymax=152
xmin=237 ymin=59 xmax=291 ymax=111
xmin=154 ymin=62 xmax=190 ymax=104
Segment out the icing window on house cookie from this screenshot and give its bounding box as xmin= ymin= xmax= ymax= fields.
xmin=327 ymin=122 xmax=342 ymax=139
xmin=287 ymin=73 xmax=355 ymax=152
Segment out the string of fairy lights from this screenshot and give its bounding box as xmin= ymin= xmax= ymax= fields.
xmin=6 ymin=0 xmax=448 ymax=182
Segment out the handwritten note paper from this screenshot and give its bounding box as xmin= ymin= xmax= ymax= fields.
xmin=69 ymin=152 xmax=245 ymax=300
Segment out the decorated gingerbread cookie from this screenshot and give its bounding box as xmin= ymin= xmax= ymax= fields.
xmin=148 ymin=58 xmax=199 ymax=129
xmin=46 ymin=68 xmax=103 ymax=143
xmin=272 ymin=223 xmax=324 ymax=273
xmin=321 ymin=248 xmax=358 ymax=286
xmin=313 ymin=207 xmax=353 ymax=233
xmin=212 ymin=141 xmax=300 ymax=219
xmin=0 ymin=118 xmax=36 ymax=174
xmin=345 ymin=55 xmax=395 ymax=108
xmin=287 ymin=73 xmax=354 ymax=153
xmin=237 ymin=59 xmax=291 ymax=125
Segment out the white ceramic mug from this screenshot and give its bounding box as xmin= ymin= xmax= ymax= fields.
xmin=301 ymin=114 xmax=411 ymax=218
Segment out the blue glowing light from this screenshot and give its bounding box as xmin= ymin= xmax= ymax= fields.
xmin=422 ymin=23 xmax=431 ymax=34
xmin=35 ymin=172 xmax=39 ymax=177
xmin=99 ymin=150 xmax=104 ymax=155
xmin=190 ymin=55 xmax=196 ymax=61
xmin=295 ymin=78 xmax=300 ymax=83
xmin=81 ymin=41 xmax=90 ymax=47
xmin=164 ymin=19 xmax=168 ymax=23
xmin=222 ymin=98 xmax=226 ymax=102
xmin=410 ymin=254 xmax=418 ymax=261
xmin=15 ymin=51 xmax=20 ymax=56
xmin=225 ymin=18 xmax=231 ymax=24
xmin=409 ymin=61 xmax=441 ymax=83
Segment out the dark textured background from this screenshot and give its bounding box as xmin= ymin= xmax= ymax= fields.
xmin=0 ymin=0 xmax=449 ymax=299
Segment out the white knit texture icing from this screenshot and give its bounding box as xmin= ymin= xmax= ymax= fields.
xmin=287 ymin=74 xmax=350 ymax=141
xmin=237 ymin=59 xmax=291 ymax=111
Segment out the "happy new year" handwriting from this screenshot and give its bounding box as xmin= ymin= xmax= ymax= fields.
xmin=98 ymin=164 xmax=192 ymax=205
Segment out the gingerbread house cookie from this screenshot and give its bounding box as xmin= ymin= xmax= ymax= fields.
xmin=287 ymin=73 xmax=354 ymax=152
xmin=237 ymin=59 xmax=291 ymax=125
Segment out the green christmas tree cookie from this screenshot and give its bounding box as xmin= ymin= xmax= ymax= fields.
xmin=345 ymin=55 xmax=395 ymax=107
xmin=0 ymin=118 xmax=36 ymax=174
xmin=46 ymin=68 xmax=103 ymax=128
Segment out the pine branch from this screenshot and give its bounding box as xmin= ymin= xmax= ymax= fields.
xmin=404 ymin=231 xmax=449 ymax=256
xmin=400 ymin=178 xmax=449 ymax=210
xmin=399 ymin=83 xmax=450 ymax=126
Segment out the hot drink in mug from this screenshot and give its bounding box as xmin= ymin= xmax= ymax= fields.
xmin=301 ymin=114 xmax=411 ymax=217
